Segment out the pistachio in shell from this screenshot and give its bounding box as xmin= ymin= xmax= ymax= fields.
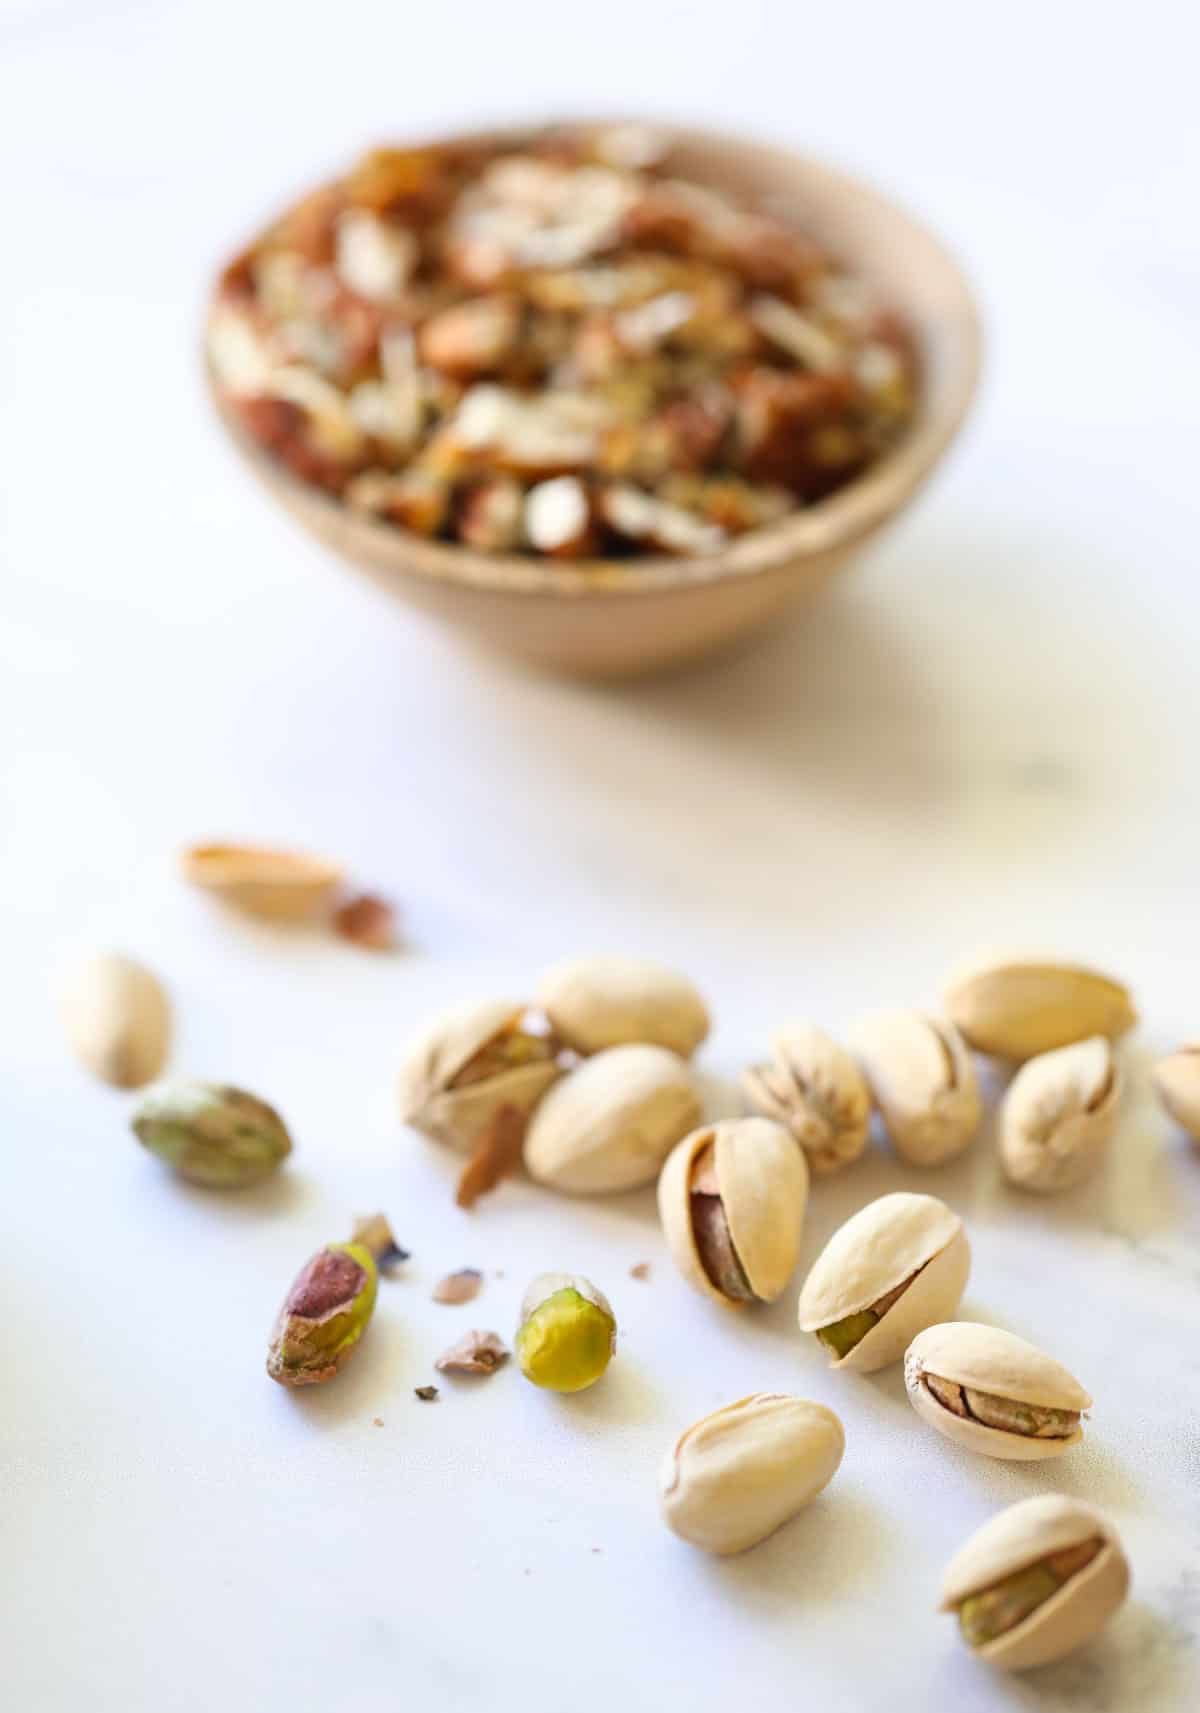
xmin=1152 ymin=1044 xmax=1200 ymax=1144
xmin=398 ymin=997 xmax=562 ymax=1155
xmin=849 ymin=1009 xmax=981 ymax=1167
xmin=523 ymin=1043 xmax=700 ymax=1194
xmin=905 ymin=1323 xmax=1090 ymax=1460
xmin=998 ymin=1036 xmax=1120 ymax=1193
xmin=267 ymin=1238 xmax=378 ymax=1387
xmin=61 ymin=951 xmax=170 ymax=1090
xmin=131 ymin=1079 xmax=292 ymax=1188
xmin=534 ymin=956 xmax=709 ymax=1058
xmin=943 ymin=954 xmax=1136 ymax=1061
xmin=741 ymin=1023 xmax=870 ymax=1175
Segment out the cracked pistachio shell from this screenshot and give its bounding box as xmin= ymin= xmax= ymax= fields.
xmin=397 ymin=998 xmax=562 ymax=1154
xmin=523 ymin=1044 xmax=701 ymax=1193
xmin=131 ymin=1079 xmax=292 ymax=1187
xmin=659 ymin=1393 xmax=844 ymax=1555
xmin=515 ymin=1272 xmax=616 ymax=1392
xmin=850 ymin=1010 xmax=981 ymax=1167
xmin=535 ymin=956 xmax=709 ymax=1057
xmin=943 ymin=955 xmax=1136 ymax=1061
xmin=798 ymin=1192 xmax=970 ymax=1373
xmin=61 ymin=952 xmax=170 ymax=1089
xmin=741 ymin=1023 xmax=870 ymax=1175
xmin=999 ymin=1036 xmax=1120 ymax=1192
xmin=657 ymin=1119 xmax=809 ymax=1305
xmin=1153 ymin=1045 xmax=1200 ymax=1143
xmin=941 ymin=1495 xmax=1130 ymax=1670
xmin=905 ymin=1323 xmax=1091 ymax=1460
xmin=266 ymin=1240 xmax=378 ymax=1387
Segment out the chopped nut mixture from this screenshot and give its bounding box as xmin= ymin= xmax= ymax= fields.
xmin=210 ymin=125 xmax=917 ymax=560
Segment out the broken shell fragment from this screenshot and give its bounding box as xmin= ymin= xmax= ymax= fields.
xmin=741 ymin=1023 xmax=870 ymax=1175
xmin=998 ymin=1036 xmax=1120 ymax=1192
xmin=905 ymin=1323 xmax=1090 ymax=1460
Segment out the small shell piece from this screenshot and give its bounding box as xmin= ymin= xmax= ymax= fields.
xmin=741 ymin=1023 xmax=870 ymax=1175
xmin=535 ymin=956 xmax=710 ymax=1058
xmin=523 ymin=1044 xmax=701 ymax=1193
xmin=797 ymin=1192 xmax=970 ymax=1373
xmin=61 ymin=952 xmax=170 ymax=1089
xmin=905 ymin=1323 xmax=1091 ymax=1460
xmin=657 ymin=1119 xmax=809 ymax=1306
xmin=398 ymin=998 xmax=562 ymax=1155
xmin=999 ymin=1036 xmax=1120 ymax=1193
xmin=1152 ymin=1045 xmax=1200 ymax=1144
xmin=943 ymin=955 xmax=1136 ymax=1062
xmin=181 ymin=843 xmax=344 ymax=921
xmin=849 ymin=1010 xmax=981 ymax=1167
xmin=940 ymin=1494 xmax=1130 ymax=1670
xmin=659 ymin=1393 xmax=844 ymax=1555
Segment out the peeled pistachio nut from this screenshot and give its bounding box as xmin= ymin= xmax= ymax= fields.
xmin=515 ymin=1272 xmax=616 ymax=1392
xmin=523 ymin=1043 xmax=701 ymax=1194
xmin=659 ymin=1393 xmax=844 ymax=1555
xmin=266 ymin=1237 xmax=379 ymax=1386
xmin=535 ymin=956 xmax=709 ymax=1058
xmin=181 ymin=842 xmax=343 ymax=921
xmin=940 ymin=1494 xmax=1130 ymax=1670
xmin=741 ymin=1023 xmax=870 ymax=1175
xmin=999 ymin=1036 xmax=1120 ymax=1193
xmin=849 ymin=1009 xmax=981 ymax=1167
xmin=131 ymin=1079 xmax=292 ymax=1187
xmin=798 ymin=1191 xmax=970 ymax=1373
xmin=657 ymin=1118 xmax=809 ymax=1306
xmin=943 ymin=955 xmax=1136 ymax=1061
xmin=905 ymin=1323 xmax=1090 ymax=1460
xmin=61 ymin=952 xmax=170 ymax=1089
xmin=1153 ymin=1044 xmax=1200 ymax=1144
xmin=398 ymin=998 xmax=562 ymax=1155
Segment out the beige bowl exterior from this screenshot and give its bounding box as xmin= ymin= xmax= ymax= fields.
xmin=207 ymin=122 xmax=981 ymax=678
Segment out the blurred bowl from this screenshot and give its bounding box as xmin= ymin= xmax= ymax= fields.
xmin=209 ymin=121 xmax=981 ymax=679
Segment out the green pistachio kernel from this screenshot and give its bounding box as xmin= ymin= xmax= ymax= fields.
xmin=958 ymin=1538 xmax=1103 ymax=1648
xmin=817 ymin=1309 xmax=878 ymax=1359
xmin=131 ymin=1079 xmax=292 ymax=1188
xmin=516 ymin=1276 xmax=616 ymax=1393
xmin=267 ymin=1241 xmax=378 ymax=1387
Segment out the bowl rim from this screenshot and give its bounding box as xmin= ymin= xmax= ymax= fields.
xmin=208 ymin=118 xmax=982 ymax=602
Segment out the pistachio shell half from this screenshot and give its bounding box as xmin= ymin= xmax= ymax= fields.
xmin=61 ymin=952 xmax=170 ymax=1089
xmin=999 ymin=1036 xmax=1120 ymax=1193
xmin=658 ymin=1118 xmax=809 ymax=1306
xmin=797 ymin=1192 xmax=970 ymax=1373
xmin=943 ymin=954 xmax=1136 ymax=1062
xmin=535 ymin=956 xmax=709 ymax=1057
xmin=940 ymin=1494 xmax=1129 ymax=1670
xmin=181 ymin=843 xmax=344 ymax=921
xmin=741 ymin=1023 xmax=870 ymax=1175
xmin=850 ymin=1009 xmax=981 ymax=1167
xmin=659 ymin=1393 xmax=845 ymax=1555
xmin=1153 ymin=1044 xmax=1200 ymax=1144
xmin=523 ymin=1044 xmax=700 ymax=1194
xmin=905 ymin=1323 xmax=1090 ymax=1460
xmin=398 ymin=998 xmax=562 ymax=1155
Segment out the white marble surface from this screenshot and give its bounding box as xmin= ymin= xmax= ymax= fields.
xmin=3 ymin=2 xmax=1199 ymax=1709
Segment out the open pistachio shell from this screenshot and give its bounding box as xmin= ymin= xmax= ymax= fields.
xmin=535 ymin=956 xmax=709 ymax=1058
xmin=797 ymin=1192 xmax=970 ymax=1373
xmin=181 ymin=843 xmax=344 ymax=921
xmin=741 ymin=1023 xmax=871 ymax=1175
xmin=657 ymin=1118 xmax=809 ymax=1306
xmin=850 ymin=1010 xmax=981 ymax=1167
xmin=999 ymin=1036 xmax=1120 ymax=1192
xmin=943 ymin=954 xmax=1136 ymax=1062
xmin=905 ymin=1323 xmax=1090 ymax=1460
xmin=397 ymin=998 xmax=562 ymax=1154
xmin=1153 ymin=1044 xmax=1200 ymax=1143
xmin=941 ymin=1494 xmax=1129 ymax=1670
xmin=524 ymin=1044 xmax=700 ymax=1193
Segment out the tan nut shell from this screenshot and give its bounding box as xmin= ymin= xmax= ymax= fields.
xmin=398 ymin=998 xmax=561 ymax=1154
xmin=1153 ymin=1045 xmax=1200 ymax=1143
xmin=940 ymin=1494 xmax=1130 ymax=1670
xmin=181 ymin=843 xmax=343 ymax=921
xmin=659 ymin=1393 xmax=844 ymax=1555
xmin=657 ymin=1119 xmax=809 ymax=1305
xmin=943 ymin=954 xmax=1136 ymax=1061
xmin=535 ymin=956 xmax=709 ymax=1057
xmin=798 ymin=1192 xmax=970 ymax=1373
xmin=523 ymin=1044 xmax=700 ymax=1193
xmin=61 ymin=952 xmax=171 ymax=1089
xmin=741 ymin=1023 xmax=870 ymax=1175
xmin=999 ymin=1036 xmax=1120 ymax=1192
xmin=905 ymin=1323 xmax=1090 ymax=1460
xmin=850 ymin=1010 xmax=981 ymax=1166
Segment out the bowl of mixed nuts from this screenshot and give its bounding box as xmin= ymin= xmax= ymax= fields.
xmin=207 ymin=121 xmax=980 ymax=676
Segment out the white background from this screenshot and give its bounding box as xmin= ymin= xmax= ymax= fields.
xmin=3 ymin=3 xmax=1199 ymax=1709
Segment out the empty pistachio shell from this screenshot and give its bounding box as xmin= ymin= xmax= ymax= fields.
xmin=182 ymin=842 xmax=343 ymax=921
xmin=850 ymin=1010 xmax=981 ymax=1167
xmin=398 ymin=998 xmax=562 ymax=1155
xmin=1153 ymin=1045 xmax=1200 ymax=1143
xmin=535 ymin=956 xmax=709 ymax=1057
xmin=515 ymin=1272 xmax=615 ymax=1392
xmin=657 ymin=1118 xmax=808 ymax=1306
xmin=266 ymin=1240 xmax=378 ymax=1386
xmin=523 ymin=1044 xmax=701 ymax=1194
xmin=943 ymin=955 xmax=1136 ymax=1061
xmin=741 ymin=1023 xmax=870 ymax=1175
xmin=999 ymin=1036 xmax=1120 ymax=1192
xmin=131 ymin=1079 xmax=292 ymax=1187
xmin=61 ymin=952 xmax=170 ymax=1089
xmin=798 ymin=1192 xmax=970 ymax=1373
xmin=660 ymin=1394 xmax=844 ymax=1555
xmin=940 ymin=1494 xmax=1129 ymax=1670
xmin=905 ymin=1323 xmax=1090 ymax=1460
